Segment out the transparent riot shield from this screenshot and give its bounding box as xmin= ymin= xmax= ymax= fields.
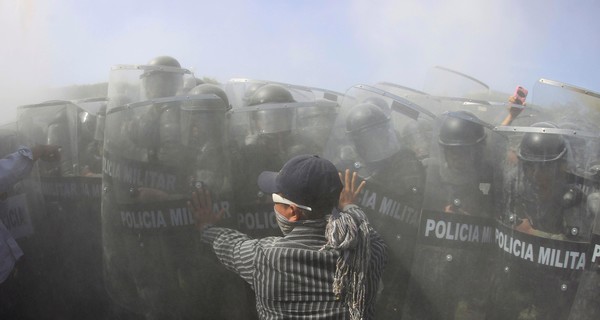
xmin=74 ymin=97 xmax=107 ymax=176
xmin=488 ymin=122 xmax=600 ymax=320
xmin=102 ymin=94 xmax=253 ymax=319
xmin=228 ymin=94 xmax=324 ymax=237
xmin=107 ymin=63 xmax=194 ymax=111
xmin=423 ymin=65 xmax=493 ymax=101
xmin=18 ymin=100 xmax=79 ymax=176
xmin=512 ymin=80 xmax=600 ymax=319
xmin=322 ymin=84 xmax=434 ymax=318
xmin=374 ymin=81 xmax=429 ymax=98
xmin=17 ymin=99 xmax=110 ymax=318
xmin=402 ymin=111 xmax=501 ymax=319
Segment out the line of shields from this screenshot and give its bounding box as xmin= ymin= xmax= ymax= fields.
xmin=100 ymin=63 xmax=345 ymax=319
xmin=6 ymin=59 xmax=600 ymax=320
xmin=5 ymin=97 xmax=107 ymax=319
xmin=320 ymin=77 xmax=600 ymax=319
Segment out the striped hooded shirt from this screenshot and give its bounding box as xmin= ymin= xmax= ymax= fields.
xmin=202 ymin=204 xmax=387 ymax=320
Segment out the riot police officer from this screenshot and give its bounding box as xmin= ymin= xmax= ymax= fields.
xmin=344 ymin=101 xmax=425 ymax=318
xmin=428 ymin=110 xmax=492 ymax=216
xmin=294 ymin=98 xmax=337 ymax=155
xmin=488 ymin=122 xmax=596 ymax=320
xmin=184 ymin=84 xmax=231 ymax=195
xmin=126 ymin=56 xmax=186 ymax=166
xmin=513 ymin=122 xmax=587 ymax=239
xmin=345 ymin=102 xmax=424 ymax=207
xmin=232 ymin=84 xmax=298 ymax=205
xmin=403 ymin=111 xmax=498 ymax=320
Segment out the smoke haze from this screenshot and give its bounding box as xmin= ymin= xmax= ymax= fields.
xmin=1 ymin=0 xmax=598 ymax=124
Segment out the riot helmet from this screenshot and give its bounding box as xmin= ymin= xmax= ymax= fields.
xmin=189 ymin=84 xmax=230 ymax=109
xmin=346 ymin=102 xmax=400 ymax=164
xmin=517 ymin=122 xmax=567 ymax=163
xmin=182 ymin=87 xmax=229 ymax=148
xmin=247 ymin=84 xmax=295 ymax=106
xmin=242 ymin=82 xmax=266 ymax=105
xmin=247 ymin=84 xmax=295 ymax=135
xmin=438 ymin=111 xmax=486 ymax=147
xmin=518 ymin=122 xmax=568 ymax=191
xmin=141 ymin=55 xmax=184 ymax=99
xmin=362 ymin=96 xmax=391 ymax=115
xmin=438 ymin=111 xmax=486 ymax=172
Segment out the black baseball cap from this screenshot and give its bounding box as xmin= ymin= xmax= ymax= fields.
xmin=258 ymin=154 xmax=343 ymax=210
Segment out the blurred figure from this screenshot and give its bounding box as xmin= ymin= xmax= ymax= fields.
xmin=294 ymin=98 xmax=338 ymax=154
xmin=0 ymin=144 xmax=59 ymax=318
xmin=401 ymin=117 xmax=433 ymax=162
xmin=184 ymin=84 xmax=232 ymax=195
xmin=0 ymin=145 xmax=59 ymax=193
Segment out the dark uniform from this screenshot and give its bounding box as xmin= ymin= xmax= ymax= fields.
xmin=403 ymin=111 xmax=498 ymax=320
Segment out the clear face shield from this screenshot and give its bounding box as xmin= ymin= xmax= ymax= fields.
xmin=349 ymin=120 xmax=400 ymax=164
xmin=141 ymin=70 xmax=184 ymax=100
xmin=295 ymin=103 xmax=337 ymax=150
xmin=442 ymin=143 xmax=484 ymax=172
xmin=180 ymin=107 xmax=225 ymax=149
xmin=251 ymin=107 xmax=293 ymax=136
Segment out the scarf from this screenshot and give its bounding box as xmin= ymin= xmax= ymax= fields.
xmin=322 ymin=208 xmax=372 ymax=320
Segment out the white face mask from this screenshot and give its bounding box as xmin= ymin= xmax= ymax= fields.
xmin=274 ymin=206 xmax=295 ymax=236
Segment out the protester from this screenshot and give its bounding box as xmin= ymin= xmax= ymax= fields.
xmin=190 ymin=155 xmax=387 ymax=319
xmin=1 ymin=144 xmax=59 ymax=281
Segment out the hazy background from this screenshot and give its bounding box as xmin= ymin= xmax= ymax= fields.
xmin=1 ymin=0 xmax=599 ymax=124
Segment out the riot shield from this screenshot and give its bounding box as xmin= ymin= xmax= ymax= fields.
xmin=107 ymin=63 xmax=194 ymax=111
xmin=74 ymin=97 xmax=107 ymax=175
xmin=322 ymin=84 xmax=434 ymax=318
xmin=489 ymin=123 xmax=599 ymax=320
xmin=423 ymin=65 xmax=492 ymax=101
xmin=518 ymin=81 xmax=600 ymax=319
xmin=402 ymin=111 xmax=502 ymax=319
xmin=18 ymin=100 xmax=79 ymax=176
xmin=228 ymin=85 xmax=329 ymax=237
xmin=101 ymin=94 xmax=253 ymax=319
xmin=17 ymin=99 xmax=111 ymax=319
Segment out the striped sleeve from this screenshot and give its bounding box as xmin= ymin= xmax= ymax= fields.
xmin=201 ymin=227 xmax=276 ymax=287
